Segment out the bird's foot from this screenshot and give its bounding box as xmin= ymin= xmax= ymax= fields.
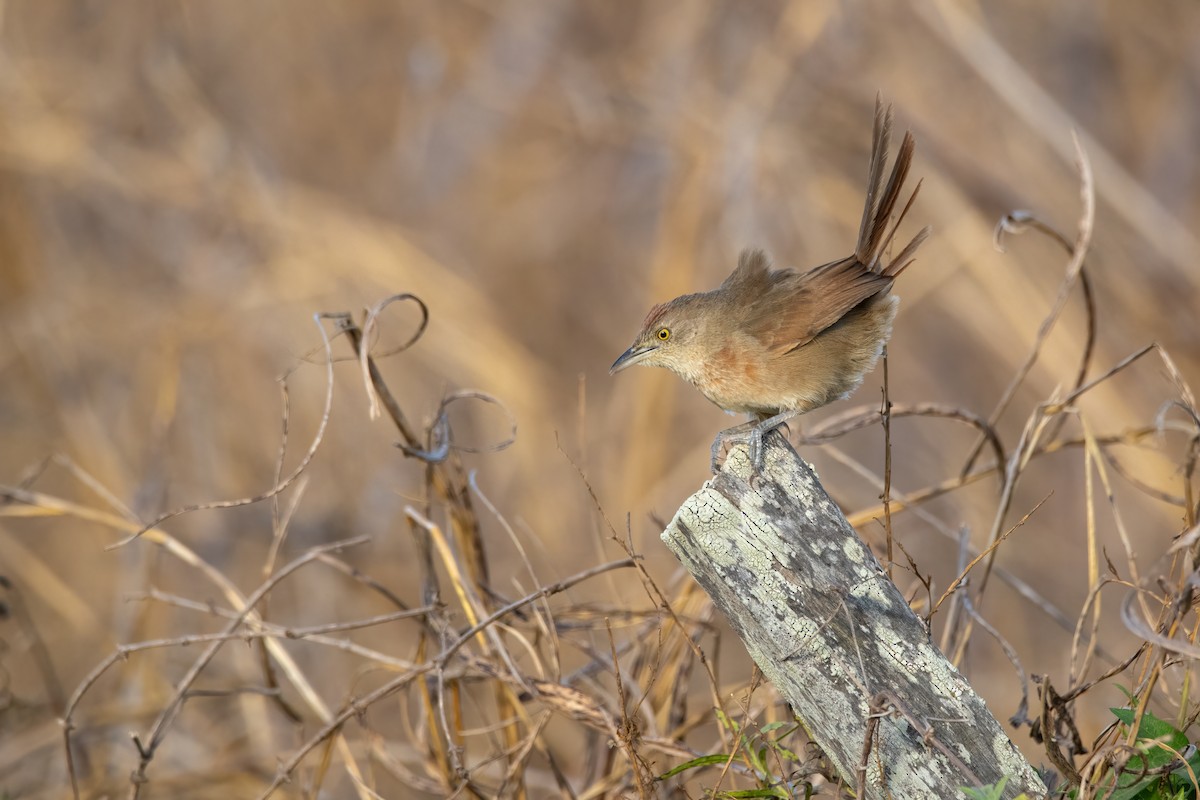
xmin=711 ymin=411 xmax=797 ymax=476
xmin=710 ymin=420 xmax=756 ymax=473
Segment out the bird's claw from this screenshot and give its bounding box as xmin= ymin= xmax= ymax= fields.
xmin=709 ymin=424 xmax=769 ymax=476
xmin=711 ymin=412 xmax=796 ymax=478
xmin=709 ymin=438 xmax=725 ymax=474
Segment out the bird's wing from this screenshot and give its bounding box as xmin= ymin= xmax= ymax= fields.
xmin=743 ymin=256 xmax=893 ymax=355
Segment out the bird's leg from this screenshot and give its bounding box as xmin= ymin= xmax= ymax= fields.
xmin=711 ymin=410 xmax=798 ymax=474
xmin=747 ymin=410 xmax=797 ymax=471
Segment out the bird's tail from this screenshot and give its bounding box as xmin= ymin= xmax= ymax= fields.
xmin=855 ymin=98 xmax=932 ymax=278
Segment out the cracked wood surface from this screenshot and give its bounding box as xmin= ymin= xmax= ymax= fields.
xmin=661 ymin=435 xmax=1046 ymax=799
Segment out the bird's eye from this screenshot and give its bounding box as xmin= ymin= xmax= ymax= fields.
xmin=656 ymin=328 xmax=670 ymax=341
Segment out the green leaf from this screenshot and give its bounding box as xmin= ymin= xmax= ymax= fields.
xmin=1103 ymin=775 xmax=1161 ymax=800
xmin=1170 ymin=749 xmax=1200 ymax=783
xmin=658 ymin=754 xmax=735 ymax=779
xmin=770 ymin=743 xmax=799 ymax=762
xmin=1110 ymin=708 xmax=1188 ymax=750
xmin=961 ymin=776 xmax=1008 ymax=800
xmin=746 ymin=744 xmax=769 ymax=776
xmin=1110 ymin=706 xmax=1191 ymax=781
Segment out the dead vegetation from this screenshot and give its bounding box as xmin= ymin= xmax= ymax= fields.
xmin=1 ymin=3 xmax=1200 ymax=798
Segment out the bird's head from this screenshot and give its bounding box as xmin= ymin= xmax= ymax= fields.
xmin=609 ymin=295 xmax=709 ymax=378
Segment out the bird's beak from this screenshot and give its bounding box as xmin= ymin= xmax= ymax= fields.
xmin=609 ymin=343 xmax=657 ymax=375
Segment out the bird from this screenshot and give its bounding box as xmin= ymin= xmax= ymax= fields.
xmin=610 ymin=98 xmax=930 ymax=472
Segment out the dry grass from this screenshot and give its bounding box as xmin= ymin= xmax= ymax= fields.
xmin=1 ymin=3 xmax=1199 ymax=798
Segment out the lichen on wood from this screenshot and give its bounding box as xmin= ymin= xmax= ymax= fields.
xmin=661 ymin=435 xmax=1046 ymax=799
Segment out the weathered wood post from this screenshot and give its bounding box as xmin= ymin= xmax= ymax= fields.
xmin=661 ymin=435 xmax=1046 ymax=799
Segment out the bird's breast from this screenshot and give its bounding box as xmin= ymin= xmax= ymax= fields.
xmin=690 ymin=341 xmax=776 ymax=415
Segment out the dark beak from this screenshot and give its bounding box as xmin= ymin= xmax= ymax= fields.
xmin=609 ymin=343 xmax=657 ymax=375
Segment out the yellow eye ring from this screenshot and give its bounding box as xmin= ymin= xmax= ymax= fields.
xmin=656 ymin=328 xmax=670 ymax=341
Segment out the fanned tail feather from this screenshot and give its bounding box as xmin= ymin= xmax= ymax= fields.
xmin=855 ymin=97 xmax=930 ymax=277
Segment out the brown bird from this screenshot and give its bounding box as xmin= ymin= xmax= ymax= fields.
xmin=610 ymin=99 xmax=930 ymax=471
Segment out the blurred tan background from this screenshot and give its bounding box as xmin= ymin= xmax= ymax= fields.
xmin=1 ymin=1 xmax=1199 ymax=796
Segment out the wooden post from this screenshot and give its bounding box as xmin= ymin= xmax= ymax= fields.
xmin=660 ymin=435 xmax=1046 ymax=799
